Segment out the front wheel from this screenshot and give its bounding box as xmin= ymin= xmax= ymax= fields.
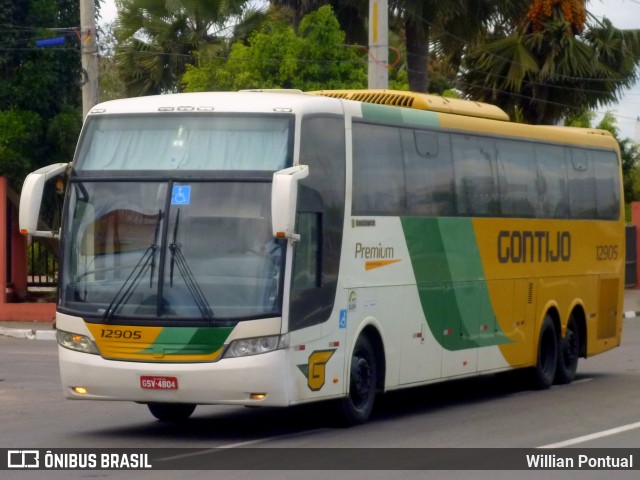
xmin=147 ymin=403 xmax=196 ymax=422
xmin=338 ymin=335 xmax=378 ymax=426
xmin=555 ymin=317 xmax=579 ymax=384
xmin=532 ymin=316 xmax=558 ymax=389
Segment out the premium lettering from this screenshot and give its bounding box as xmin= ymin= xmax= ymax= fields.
xmin=498 ymin=230 xmax=571 ymax=264
xmin=355 ymin=242 xmax=394 ymax=259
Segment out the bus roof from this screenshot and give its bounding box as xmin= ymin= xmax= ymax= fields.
xmin=309 ymin=89 xmax=617 ymax=150
xmin=87 ymin=90 xmax=344 ymax=117
xmin=309 ymin=89 xmax=511 ymax=122
xmin=87 ymin=90 xmax=618 ymax=150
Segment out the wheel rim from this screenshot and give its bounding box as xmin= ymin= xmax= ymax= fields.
xmin=561 ymin=328 xmax=578 ymax=367
xmin=350 ymin=355 xmax=373 ymax=410
xmin=540 ymin=329 xmax=556 ymax=379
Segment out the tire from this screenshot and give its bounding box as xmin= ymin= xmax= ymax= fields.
xmin=147 ymin=403 xmax=196 ymax=422
xmin=532 ymin=316 xmax=558 ymax=389
xmin=339 ymin=335 xmax=378 ymax=426
xmin=555 ymin=317 xmax=579 ymax=385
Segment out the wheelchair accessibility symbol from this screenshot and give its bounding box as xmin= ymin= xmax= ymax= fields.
xmin=171 ymin=185 xmax=191 ymax=205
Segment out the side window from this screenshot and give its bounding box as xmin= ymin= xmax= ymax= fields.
xmin=352 ymin=123 xmax=405 ymax=215
xmin=452 ymin=134 xmax=498 ymax=216
xmin=568 ymin=148 xmax=597 ymax=219
xmin=593 ymin=150 xmax=621 ymax=220
xmin=290 ymin=115 xmax=345 ymax=331
xmin=404 ymin=130 xmax=455 ymax=216
xmin=496 ymin=139 xmax=538 ymax=217
xmin=292 ymin=213 xmax=321 ymax=290
xmin=535 ymin=144 xmax=569 ymax=218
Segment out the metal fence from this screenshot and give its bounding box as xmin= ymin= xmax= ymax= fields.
xmin=28 ymin=239 xmax=58 ymax=287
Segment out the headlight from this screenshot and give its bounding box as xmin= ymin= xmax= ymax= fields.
xmin=223 ymin=335 xmax=282 ymax=358
xmin=57 ymin=330 xmax=100 ymax=355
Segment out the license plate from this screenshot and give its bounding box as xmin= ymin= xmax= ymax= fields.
xmin=140 ymin=376 xmax=178 ymax=390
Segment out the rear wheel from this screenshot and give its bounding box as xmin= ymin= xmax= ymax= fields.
xmin=339 ymin=335 xmax=377 ymax=426
xmin=555 ymin=317 xmax=579 ymax=384
xmin=532 ymin=316 xmax=558 ymax=389
xmin=147 ymin=403 xmax=196 ymax=422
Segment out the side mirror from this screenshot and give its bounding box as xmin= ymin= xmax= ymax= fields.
xmin=271 ymin=165 xmax=309 ymax=241
xmin=19 ymin=163 xmax=69 ymax=237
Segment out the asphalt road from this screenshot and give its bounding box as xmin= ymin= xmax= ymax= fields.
xmin=1 ymin=317 xmax=639 ymax=480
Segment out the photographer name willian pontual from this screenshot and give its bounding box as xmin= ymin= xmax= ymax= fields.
xmin=526 ymin=453 xmax=633 ymax=469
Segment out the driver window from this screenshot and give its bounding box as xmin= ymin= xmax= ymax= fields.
xmin=292 ymin=212 xmax=320 ymax=290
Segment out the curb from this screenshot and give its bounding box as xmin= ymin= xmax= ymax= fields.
xmin=0 ymin=326 xmax=57 ymax=341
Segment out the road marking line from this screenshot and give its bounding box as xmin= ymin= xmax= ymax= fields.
xmin=156 ymin=428 xmax=329 ymax=462
xmin=539 ymin=421 xmax=640 ymax=448
xmin=570 ymin=377 xmax=593 ymax=385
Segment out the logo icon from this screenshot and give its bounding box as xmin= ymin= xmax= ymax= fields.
xmin=171 ymin=185 xmax=191 ymax=205
xmin=297 ymin=350 xmax=336 ymax=391
xmin=8 ymin=450 xmax=40 ymax=469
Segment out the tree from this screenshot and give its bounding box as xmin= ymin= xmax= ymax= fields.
xmin=114 ymin=0 xmax=261 ymax=97
xmin=0 ymin=0 xmax=83 ymax=188
xmin=460 ymin=0 xmax=640 ymax=125
xmin=269 ymin=0 xmax=368 ymax=44
xmin=388 ymin=0 xmax=523 ymax=93
xmin=182 ymin=5 xmax=367 ymax=92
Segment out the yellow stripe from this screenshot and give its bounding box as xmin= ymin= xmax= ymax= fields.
xmin=86 ymin=324 xmax=225 ymax=362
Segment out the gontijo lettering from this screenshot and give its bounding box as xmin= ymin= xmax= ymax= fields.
xmin=498 ymin=230 xmax=571 ymax=264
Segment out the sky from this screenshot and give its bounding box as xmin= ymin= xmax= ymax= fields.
xmin=98 ymin=0 xmax=640 ymax=141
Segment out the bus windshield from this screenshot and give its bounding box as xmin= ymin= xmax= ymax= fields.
xmin=59 ymin=180 xmax=284 ymax=321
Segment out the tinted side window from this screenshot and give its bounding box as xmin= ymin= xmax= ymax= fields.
xmin=353 ymin=123 xmax=405 ymax=215
xmin=496 ymin=139 xmax=538 ymax=217
xmin=452 ymin=134 xmax=498 ymax=216
xmin=292 ymin=213 xmax=321 ymax=290
xmin=535 ymin=144 xmax=569 ymax=219
xmin=568 ymin=148 xmax=597 ymax=219
xmin=404 ymin=130 xmax=455 ymax=216
xmin=593 ymin=150 xmax=621 ymax=220
xmin=290 ymin=116 xmax=346 ymax=330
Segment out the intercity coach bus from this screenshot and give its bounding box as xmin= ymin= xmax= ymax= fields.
xmin=19 ymin=90 xmax=624 ymax=425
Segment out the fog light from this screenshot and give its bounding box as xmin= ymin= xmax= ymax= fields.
xmin=72 ymin=387 xmax=88 ymax=395
xmin=250 ymin=393 xmax=266 ymax=400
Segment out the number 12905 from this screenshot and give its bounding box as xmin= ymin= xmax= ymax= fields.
xmin=596 ymin=245 xmax=618 ymax=261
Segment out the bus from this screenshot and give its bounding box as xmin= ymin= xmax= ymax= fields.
xmin=19 ymin=89 xmax=624 ymax=425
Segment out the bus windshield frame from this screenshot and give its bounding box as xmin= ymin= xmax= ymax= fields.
xmin=59 ymin=112 xmax=295 ymax=325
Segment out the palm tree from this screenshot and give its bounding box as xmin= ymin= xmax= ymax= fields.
xmin=114 ymin=0 xmax=262 ymax=96
xmin=390 ymin=0 xmax=524 ymax=93
xmin=460 ymin=0 xmax=640 ymax=124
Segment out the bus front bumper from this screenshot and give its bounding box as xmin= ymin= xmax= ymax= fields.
xmin=58 ymin=346 xmax=291 ymax=407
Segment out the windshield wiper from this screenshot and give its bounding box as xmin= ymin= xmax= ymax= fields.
xmin=149 ymin=209 xmax=162 ymax=287
xmin=101 ymin=210 xmax=162 ymax=322
xmin=169 ymin=208 xmax=215 ymax=320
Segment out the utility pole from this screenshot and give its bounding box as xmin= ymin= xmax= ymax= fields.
xmin=368 ymin=0 xmax=388 ymax=89
xmin=79 ymin=0 xmax=99 ymax=118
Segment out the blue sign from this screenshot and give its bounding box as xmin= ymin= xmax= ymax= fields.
xmin=339 ymin=309 xmax=347 ymax=329
xmin=171 ymin=185 xmax=191 ymax=205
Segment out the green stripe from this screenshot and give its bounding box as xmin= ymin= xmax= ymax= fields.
xmin=139 ymin=326 xmax=233 ymax=356
xmin=361 ymin=103 xmax=440 ymax=128
xmin=401 ymin=217 xmax=510 ymax=351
